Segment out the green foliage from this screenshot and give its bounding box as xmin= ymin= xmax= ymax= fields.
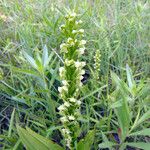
xmin=0 ymin=0 xmax=149 ymax=150
xmin=17 ymin=126 xmax=64 ymax=150
xmin=77 ymin=130 xmax=95 ymax=150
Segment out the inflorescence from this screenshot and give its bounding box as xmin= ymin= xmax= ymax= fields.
xmin=58 ymin=11 xmax=86 ymax=149
xmin=94 ymin=49 xmax=101 ymax=80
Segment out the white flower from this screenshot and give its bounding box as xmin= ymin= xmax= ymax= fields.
xmin=78 ymin=20 xmax=83 ymax=24
xmin=66 ymin=138 xmax=72 ymax=148
xmin=64 ymin=102 xmax=70 ymax=107
xmin=69 ymin=98 xmax=76 ymax=103
xmin=62 ymin=128 xmax=70 ymax=134
xmin=60 ymin=43 xmax=66 ymax=49
xmin=80 ymin=70 xmax=85 ymax=75
xmin=79 ymin=29 xmax=84 ymax=34
xmin=79 ymin=82 xmax=83 ymax=87
xmin=75 ymin=61 xmax=82 ymax=68
xmin=63 ymin=86 xmax=68 ymax=92
xmin=75 ymin=61 xmax=86 ymax=68
xmin=77 ymin=100 xmax=81 ymax=105
xmin=72 ymin=30 xmax=77 ymax=34
xmin=78 ymin=47 xmax=85 ymax=55
xmin=59 ymin=67 xmax=65 ymax=73
xmin=67 ymin=37 xmax=74 ymax=46
xmin=59 ymin=67 xmax=66 ymax=78
xmin=58 ymin=86 xmax=68 ymax=93
xmin=59 ymin=24 xmax=65 ymax=31
xmin=68 ymin=18 xmax=74 ymax=22
xmin=60 ymin=116 xmax=68 ymax=123
xmin=70 ymin=12 xmax=77 ymax=18
xmin=74 ymin=39 xmax=77 ymax=43
xmin=76 ymin=88 xmax=79 ymax=92
xmin=80 ymin=75 xmax=84 ymax=80
xmin=81 ymin=61 xmax=86 ymax=67
xmin=67 ymin=37 xmax=73 ymax=42
xmin=58 ymin=86 xmax=63 ymax=93
xmin=79 ymin=40 xmax=86 ymax=46
xmin=65 ymin=59 xmax=74 ymax=66
xmin=58 ymin=105 xmax=66 ymax=111
xmin=62 ymin=80 xmax=68 ymax=86
xmin=68 ymin=115 xmax=75 ymax=121
xmin=75 ymin=20 xmax=83 ymax=25
xmin=60 ymin=43 xmax=68 ymax=53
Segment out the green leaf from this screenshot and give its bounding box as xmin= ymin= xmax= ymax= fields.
xmin=8 ymin=108 xmax=15 ymax=137
xmin=111 ymin=72 xmax=130 ymax=141
xmin=99 ymin=142 xmax=116 ymax=149
xmin=23 ymin=52 xmax=37 ymax=69
xmin=126 ymin=64 xmax=135 ymax=89
xmin=126 ymin=142 xmax=150 ymax=150
xmin=129 ymin=128 xmax=150 ymax=136
xmin=42 ymin=45 xmax=49 ymax=68
xmin=136 ymin=110 xmax=150 ymax=127
xmin=131 ymin=110 xmax=150 ymax=131
xmin=12 ymin=67 xmax=40 ymax=77
xmin=17 ymin=126 xmax=64 ymax=150
xmin=77 ymin=130 xmax=95 ymax=150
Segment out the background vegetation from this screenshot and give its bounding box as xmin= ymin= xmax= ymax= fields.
xmin=0 ymin=0 xmax=149 ymax=149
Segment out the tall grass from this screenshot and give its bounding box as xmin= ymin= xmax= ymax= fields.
xmin=0 ymin=0 xmax=149 ymax=149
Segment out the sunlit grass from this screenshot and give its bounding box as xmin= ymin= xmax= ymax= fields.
xmin=0 ymin=0 xmax=149 ymax=149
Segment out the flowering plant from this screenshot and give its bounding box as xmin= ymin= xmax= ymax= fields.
xmin=94 ymin=49 xmax=101 ymax=80
xmin=58 ymin=11 xmax=86 ymax=149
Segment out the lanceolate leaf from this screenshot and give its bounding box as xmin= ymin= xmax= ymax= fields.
xmin=17 ymin=126 xmax=64 ymax=150
xmin=136 ymin=110 xmax=150 ymax=128
xmin=42 ymin=45 xmax=49 ymax=68
xmin=111 ymin=72 xmax=130 ymax=142
xmin=99 ymin=141 xmax=116 ymax=149
xmin=23 ymin=52 xmax=37 ymax=69
xmin=126 ymin=142 xmax=150 ymax=150
xmin=77 ymin=130 xmax=95 ymax=150
xmin=129 ymin=128 xmax=150 ymax=136
xmin=126 ymin=64 xmax=135 ymax=90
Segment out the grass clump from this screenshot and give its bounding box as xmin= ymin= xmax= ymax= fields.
xmin=0 ymin=0 xmax=150 ymax=150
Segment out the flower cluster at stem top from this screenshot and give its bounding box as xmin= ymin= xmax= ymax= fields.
xmin=58 ymin=11 xmax=86 ymax=148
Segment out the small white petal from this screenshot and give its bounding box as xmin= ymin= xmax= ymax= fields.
xmin=75 ymin=61 xmax=81 ymax=68
xmin=68 ymin=115 xmax=75 ymax=121
xmin=80 ymin=75 xmax=84 ymax=80
xmin=69 ymin=98 xmax=76 ymax=103
xmin=80 ymin=70 xmax=85 ymax=75
xmin=79 ymin=29 xmax=84 ymax=33
xmin=58 ymin=105 xmax=66 ymax=111
xmin=64 ymin=102 xmax=70 ymax=107
xmin=70 ymin=12 xmax=77 ymax=17
xmin=77 ymin=100 xmax=81 ymax=105
xmin=78 ymin=47 xmax=85 ymax=55
xmin=60 ymin=117 xmax=68 ymax=123
xmin=65 ymin=59 xmax=74 ymax=66
xmin=79 ymin=40 xmax=86 ymax=45
xmin=81 ymin=62 xmax=86 ymax=67
xmin=78 ymin=20 xmax=83 ymax=24
xmin=62 ymin=80 xmax=68 ymax=86
xmin=58 ymin=87 xmax=63 ymax=93
xmin=79 ymin=82 xmax=83 ymax=87
xmin=63 ymin=86 xmax=68 ymax=92
xmin=72 ymin=30 xmax=77 ymax=34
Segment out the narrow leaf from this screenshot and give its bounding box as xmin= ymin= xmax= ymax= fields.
xmin=77 ymin=130 xmax=95 ymax=150
xmin=42 ymin=45 xmax=49 ymax=67
xmin=126 ymin=142 xmax=150 ymax=150
xmin=129 ymin=128 xmax=150 ymax=136
xmin=23 ymin=52 xmax=37 ymax=69
xmin=17 ymin=126 xmax=64 ymax=150
xmin=99 ymin=142 xmax=116 ymax=149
